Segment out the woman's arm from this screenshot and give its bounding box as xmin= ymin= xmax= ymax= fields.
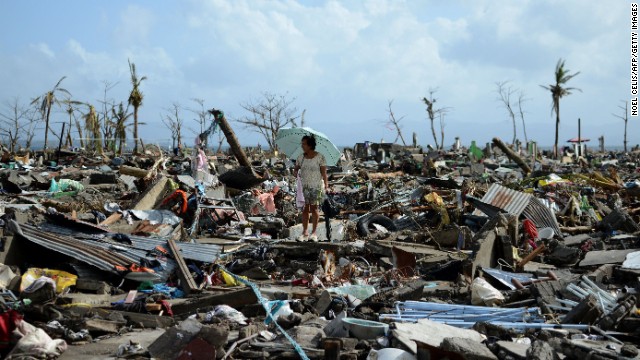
xmin=320 ymin=165 xmax=329 ymax=191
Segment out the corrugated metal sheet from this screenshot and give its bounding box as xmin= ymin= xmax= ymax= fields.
xmin=473 ymin=184 xmax=561 ymax=235
xmin=12 ymin=221 xmax=133 ymax=272
xmin=41 ymin=223 xmax=221 ymax=263
xmin=15 ymin=222 xmax=175 ymax=281
xmin=479 ymin=184 xmax=531 ymax=216
xmin=523 ymin=197 xmax=561 ymax=236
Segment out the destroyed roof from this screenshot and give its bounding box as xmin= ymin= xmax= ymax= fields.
xmin=473 ymin=183 xmax=561 ymax=235
xmin=40 ymin=222 xmax=222 ymax=263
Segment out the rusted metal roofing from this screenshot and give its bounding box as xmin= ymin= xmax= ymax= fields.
xmin=11 ymin=221 xmax=175 ymax=281
xmin=480 ymin=184 xmax=531 ymax=216
xmin=10 ymin=220 xmax=132 ymax=272
xmin=523 ymin=197 xmax=562 ymax=235
xmin=41 ymin=223 xmax=221 ymax=263
xmin=474 ymin=184 xmax=561 ymax=235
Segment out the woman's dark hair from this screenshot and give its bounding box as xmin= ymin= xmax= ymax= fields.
xmin=302 ymin=135 xmax=316 ymax=150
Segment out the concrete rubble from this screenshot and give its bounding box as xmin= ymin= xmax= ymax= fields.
xmin=0 ymin=136 xmax=640 ymax=360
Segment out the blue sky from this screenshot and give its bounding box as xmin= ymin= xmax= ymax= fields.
xmin=0 ymin=0 xmax=634 ymax=149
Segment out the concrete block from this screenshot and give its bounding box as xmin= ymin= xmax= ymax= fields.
xmin=441 ymin=337 xmax=498 ymax=360
xmin=526 ymin=340 xmax=560 ymax=360
xmin=85 ymin=318 xmax=124 ymax=334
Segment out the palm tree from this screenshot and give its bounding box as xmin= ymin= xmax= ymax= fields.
xmin=111 ymin=102 xmax=132 ymax=155
xmin=32 ymin=76 xmax=70 ymax=150
xmin=83 ymin=104 xmax=102 ymax=153
xmin=541 ymin=59 xmax=580 ymax=159
xmin=127 ymin=60 xmax=147 ymax=154
xmin=61 ymin=98 xmax=83 ymax=148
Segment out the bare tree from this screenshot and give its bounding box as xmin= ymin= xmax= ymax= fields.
xmin=612 ymin=101 xmax=629 ymax=153
xmin=189 ymin=98 xmax=208 ymax=134
xmin=439 ymin=112 xmax=446 ymax=149
xmin=421 ymin=89 xmax=449 ymax=150
xmin=96 ymin=81 xmax=118 ymax=152
xmin=386 ymin=100 xmax=407 ymax=146
xmin=517 ymin=91 xmax=529 ymax=144
xmin=0 ymin=98 xmax=34 ymax=152
xmin=237 ymin=92 xmax=300 ymax=151
xmin=24 ymin=105 xmax=42 ymax=150
xmin=188 ymin=98 xmax=222 ymax=150
xmin=163 ymin=103 xmax=184 ymax=149
xmin=496 ymin=81 xmax=518 ymax=145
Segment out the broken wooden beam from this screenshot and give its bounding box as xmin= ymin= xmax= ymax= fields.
xmin=492 ymin=137 xmax=532 ymax=174
xmin=100 ymin=213 xmax=122 ymax=226
xmin=119 ymin=165 xmax=150 ymax=178
xmin=516 ymin=244 xmax=546 ymax=271
xmin=167 ymin=238 xmax=200 ymax=295
xmin=133 ymin=176 xmax=169 ymax=210
xmin=171 ymin=287 xmax=258 ymax=316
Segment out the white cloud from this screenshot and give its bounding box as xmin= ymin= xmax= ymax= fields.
xmin=113 ymin=4 xmax=154 ymax=47
xmin=31 ymin=43 xmax=55 ymax=59
xmin=0 ymin=0 xmax=635 ymax=147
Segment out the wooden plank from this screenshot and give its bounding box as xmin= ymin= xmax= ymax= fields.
xmin=146 ymin=303 xmax=162 ymax=312
xmin=100 ymin=213 xmax=122 ymax=226
xmin=167 ymin=238 xmax=200 ymax=295
xmin=516 ymin=244 xmax=546 ymax=271
xmin=171 ymin=287 xmax=258 ymax=316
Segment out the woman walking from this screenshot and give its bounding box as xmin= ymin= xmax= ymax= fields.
xmin=293 ymin=135 xmax=329 ymax=241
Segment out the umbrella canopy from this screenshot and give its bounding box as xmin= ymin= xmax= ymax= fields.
xmin=275 ymin=127 xmax=341 ymax=166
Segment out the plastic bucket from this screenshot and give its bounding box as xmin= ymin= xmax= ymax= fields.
xmin=538 ymin=227 xmax=555 ymax=239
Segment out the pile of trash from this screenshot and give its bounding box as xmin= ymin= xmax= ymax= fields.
xmin=0 ymin=135 xmax=639 ymax=360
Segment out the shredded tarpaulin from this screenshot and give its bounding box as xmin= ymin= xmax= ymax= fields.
xmin=471 ymin=277 xmax=505 ymax=306
xmin=264 ymin=300 xmax=293 ymax=325
xmin=48 ymin=178 xmax=84 ymax=193
xmin=210 ymin=305 xmax=248 ymax=325
xmin=220 ymin=268 xmax=247 ymax=287
xmin=138 ymin=283 xmax=185 ymax=299
xmin=622 ymin=251 xmax=640 ymax=270
xmin=327 ymin=285 xmax=377 ymax=300
xmin=129 ymin=209 xmax=181 ymax=226
xmin=5 ymin=319 xmax=67 ymax=359
xmin=220 ymin=267 xmax=310 ymax=360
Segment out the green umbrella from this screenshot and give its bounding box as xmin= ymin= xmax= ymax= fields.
xmin=275 ymin=127 xmax=341 ymax=166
